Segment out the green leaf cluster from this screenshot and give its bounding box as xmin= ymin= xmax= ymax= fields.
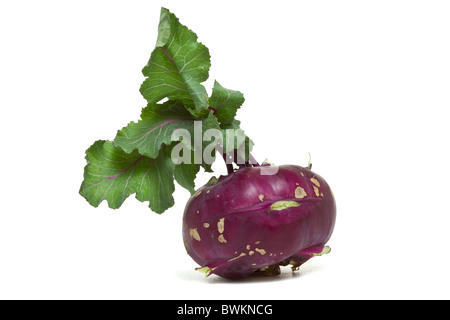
xmin=80 ymin=8 xmax=251 ymax=214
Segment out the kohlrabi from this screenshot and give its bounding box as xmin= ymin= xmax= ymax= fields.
xmin=80 ymin=7 xmax=336 ymax=279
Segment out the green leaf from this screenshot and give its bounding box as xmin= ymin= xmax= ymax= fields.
xmin=209 ymin=81 xmax=245 ymax=124
xmin=80 ymin=8 xmax=257 ymax=215
xmin=174 ymin=163 xmax=200 ymax=195
xmin=140 ymin=8 xmax=210 ymax=116
xmin=80 ymin=141 xmax=175 ymax=214
xmin=113 ymin=100 xmax=196 ymax=159
xmin=169 ymin=111 xmax=221 ymax=173
xmin=115 ymin=100 xmax=221 ymax=167
xmin=112 ymin=102 xmax=221 ymax=195
xmin=198 ymin=113 xmax=222 ymax=172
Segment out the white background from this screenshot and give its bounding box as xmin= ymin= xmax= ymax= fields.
xmin=1 ymin=0 xmax=449 ymax=300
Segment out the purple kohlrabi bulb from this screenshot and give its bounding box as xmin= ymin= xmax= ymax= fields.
xmin=182 ymin=165 xmax=336 ymax=279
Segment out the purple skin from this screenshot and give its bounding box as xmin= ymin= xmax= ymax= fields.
xmin=182 ymin=165 xmax=336 ymax=279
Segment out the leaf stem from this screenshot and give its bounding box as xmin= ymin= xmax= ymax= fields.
xmin=307 ymin=152 xmax=312 ymax=169
xmin=223 ymin=156 xmax=234 ymax=174
xmin=248 ymin=153 xmax=260 ymax=167
xmin=216 ymin=143 xmax=234 ymax=174
xmin=216 ymin=143 xmax=260 ymax=173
